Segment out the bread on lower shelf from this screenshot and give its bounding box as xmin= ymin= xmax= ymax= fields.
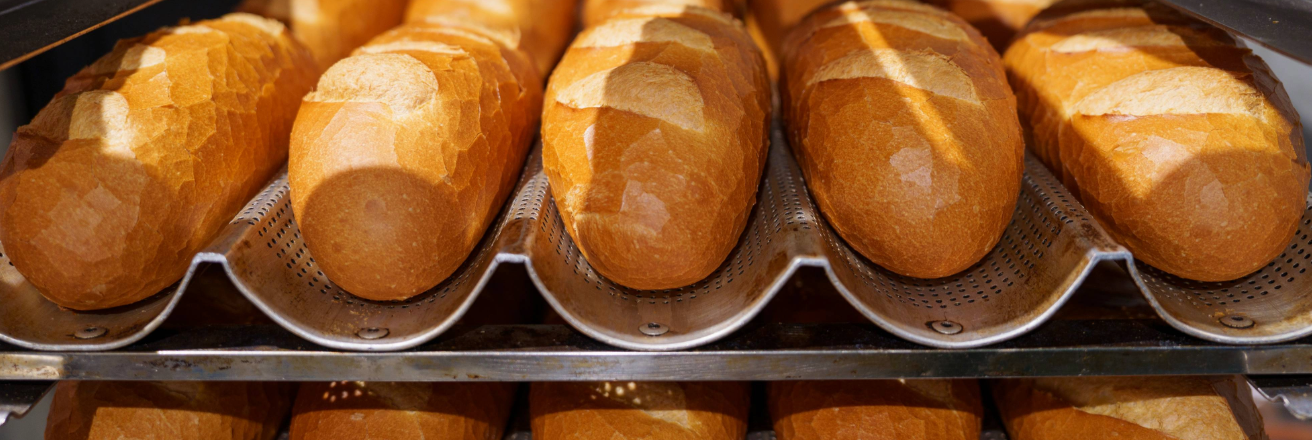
xmin=781 ymin=0 xmax=1025 ymax=278
xmin=770 ymin=380 xmax=984 ymax=440
xmin=531 ymin=381 xmax=750 ymax=440
xmin=0 ymin=13 xmax=317 ymax=310
xmin=994 ymin=376 xmax=1267 ymax=440
xmin=1005 ymin=0 xmax=1310 ymax=281
xmin=290 ymin=381 xmax=517 ymax=440
xmin=45 ymin=381 xmax=293 ymax=440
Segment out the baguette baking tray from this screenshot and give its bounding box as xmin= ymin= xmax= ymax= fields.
xmin=4 ymin=125 xmax=1312 ymax=351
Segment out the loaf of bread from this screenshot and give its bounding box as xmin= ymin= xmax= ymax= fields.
xmin=531 ymin=381 xmax=750 ymax=440
xmin=770 ymin=380 xmax=983 ymax=440
xmin=239 ymin=0 xmax=409 ymax=67
xmin=542 ymin=5 xmax=770 ymax=289
xmin=926 ymin=0 xmax=1060 ymax=49
xmin=583 ymin=0 xmax=736 ymax=27
xmin=45 ymin=381 xmax=292 ymax=440
xmin=781 ymin=0 xmax=1024 ymax=278
xmin=994 ymin=376 xmax=1266 ymax=440
xmin=0 ymin=14 xmax=316 ymax=310
xmin=290 ymin=381 xmax=516 ymax=440
xmin=1005 ymin=0 xmax=1310 ymax=281
xmin=747 ymin=0 xmax=831 ymax=56
xmin=289 ymin=24 xmax=541 ymax=300
xmin=406 ymin=0 xmax=578 ymax=77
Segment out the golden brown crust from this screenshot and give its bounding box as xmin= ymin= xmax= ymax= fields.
xmin=293 ymin=0 xmax=409 ymax=68
xmin=925 ymin=0 xmax=1061 ymax=49
xmin=994 ymin=376 xmax=1263 ymax=440
xmin=583 ymin=0 xmax=737 ymax=28
xmin=236 ymin=0 xmax=408 ymax=69
xmin=290 ymin=381 xmax=516 ymax=440
xmin=769 ymin=380 xmax=983 ymax=440
xmin=289 ymin=23 xmax=542 ymax=300
xmin=747 ymin=0 xmax=833 ymax=56
xmin=781 ymin=0 xmax=1024 ymax=278
xmin=45 ymin=381 xmax=292 ymax=440
xmin=531 ymin=381 xmax=750 ymax=440
xmin=0 ymin=14 xmax=317 ymax=310
xmin=406 ymin=0 xmax=579 ymax=76
xmin=1004 ymin=0 xmax=1310 ymax=281
xmin=542 ymin=5 xmax=770 ymax=290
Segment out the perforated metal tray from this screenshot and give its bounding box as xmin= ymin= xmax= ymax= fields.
xmin=5 ymin=126 xmax=1311 ymax=351
xmin=1126 ymin=198 xmax=1312 ymax=345
xmin=0 ymin=249 xmax=189 ymax=351
xmin=191 ymin=120 xmax=1125 ymax=351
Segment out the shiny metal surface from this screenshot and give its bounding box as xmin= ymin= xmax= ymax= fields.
xmin=2 ymin=321 xmax=1312 ymax=381
xmin=0 ymin=247 xmax=190 ymax=351
xmin=526 ymin=126 xmax=1128 ymax=350
xmin=1127 ymin=198 xmax=1312 ymax=345
xmin=0 ymin=381 xmax=53 ymax=426
xmin=1158 ymin=0 xmax=1312 ymax=65
xmin=1251 ymin=375 xmax=1312 ymax=420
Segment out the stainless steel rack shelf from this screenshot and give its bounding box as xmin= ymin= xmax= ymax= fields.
xmin=1 ymin=320 xmax=1311 ymax=382
xmin=0 ymin=0 xmax=164 ymax=70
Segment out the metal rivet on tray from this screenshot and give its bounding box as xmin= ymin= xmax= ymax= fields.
xmin=929 ymin=320 xmax=963 ymax=335
xmin=73 ymin=326 xmax=107 ymax=339
xmin=357 ymin=328 xmax=390 ymax=339
xmin=639 ymin=322 xmax=669 ymax=337
xmin=1220 ymin=314 xmax=1255 ymax=329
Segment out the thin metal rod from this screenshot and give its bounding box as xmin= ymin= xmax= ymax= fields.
xmin=1 ymin=322 xmax=1310 ymax=381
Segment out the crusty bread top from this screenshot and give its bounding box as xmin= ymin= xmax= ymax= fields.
xmin=1029 ymin=377 xmax=1251 ymax=440
xmin=0 ymin=12 xmax=316 ymax=309
xmin=405 ymin=0 xmax=577 ymax=75
xmin=46 ymin=381 xmax=292 ymax=440
xmin=583 ymin=0 xmax=735 ymax=27
xmin=531 ymin=381 xmax=751 ymax=440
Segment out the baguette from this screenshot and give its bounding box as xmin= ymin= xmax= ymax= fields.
xmin=239 ymin=0 xmax=409 ymax=67
xmin=290 ymin=381 xmax=516 ymax=440
xmin=542 ymin=5 xmax=770 ymax=289
xmin=781 ymin=0 xmax=1024 ymax=278
xmin=45 ymin=381 xmax=293 ymax=440
xmin=925 ymin=0 xmax=1061 ymax=49
xmin=0 ymin=14 xmax=317 ymax=310
xmin=531 ymin=381 xmax=750 ymax=440
xmin=583 ymin=0 xmax=736 ymax=27
xmin=1005 ymin=0 xmax=1309 ymax=281
xmin=406 ymin=0 xmax=578 ymax=77
xmin=994 ymin=376 xmax=1266 ymax=440
xmin=289 ymin=24 xmax=542 ymax=300
xmin=747 ymin=0 xmax=831 ymax=56
xmin=770 ymin=380 xmax=983 ymax=440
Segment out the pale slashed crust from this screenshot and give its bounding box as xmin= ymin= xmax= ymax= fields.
xmin=781 ymin=0 xmax=1024 ymax=278
xmin=531 ymin=382 xmax=750 ymax=440
xmin=406 ymin=0 xmax=578 ymax=75
xmin=994 ymin=376 xmax=1264 ymax=440
xmin=0 ymin=14 xmax=317 ymax=310
xmin=1004 ymin=0 xmax=1309 ymax=281
xmin=770 ymin=380 xmax=984 ymax=440
xmin=542 ymin=5 xmax=770 ymax=289
xmin=289 ymin=23 xmax=542 ymax=300
xmin=45 ymin=381 xmax=293 ymax=440
xmin=290 ymin=382 xmax=516 ymax=440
